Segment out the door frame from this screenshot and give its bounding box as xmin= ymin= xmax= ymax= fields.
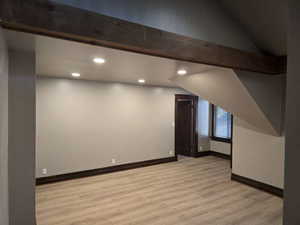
xmin=175 ymin=94 xmax=198 ymax=157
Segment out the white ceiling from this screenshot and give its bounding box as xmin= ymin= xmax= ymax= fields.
xmin=4 ymin=29 xmax=216 ymax=87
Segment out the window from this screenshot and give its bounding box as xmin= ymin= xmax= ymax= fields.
xmin=198 ymin=98 xmax=210 ymax=137
xmin=212 ymin=105 xmax=232 ymax=143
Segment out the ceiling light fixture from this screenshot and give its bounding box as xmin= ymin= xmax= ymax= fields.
xmin=177 ymin=69 xmax=187 ymax=75
xmin=138 ymin=79 xmax=146 ymax=84
xmin=93 ymin=58 xmax=106 ymax=64
xmin=71 ymin=72 xmax=81 ymax=77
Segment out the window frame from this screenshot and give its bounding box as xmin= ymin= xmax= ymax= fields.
xmin=211 ymin=104 xmax=233 ymax=143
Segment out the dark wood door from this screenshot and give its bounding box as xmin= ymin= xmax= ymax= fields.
xmin=175 ymin=95 xmax=198 ymax=157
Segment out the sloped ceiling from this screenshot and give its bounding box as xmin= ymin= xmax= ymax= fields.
xmin=234 ymin=70 xmax=286 ymax=135
xmin=170 ymin=68 xmax=282 ymax=136
xmin=220 ymin=0 xmax=287 ymax=56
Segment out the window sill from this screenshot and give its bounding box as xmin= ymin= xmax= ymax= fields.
xmin=211 ymin=136 xmax=232 ymax=144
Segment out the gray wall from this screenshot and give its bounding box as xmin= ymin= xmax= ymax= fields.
xmin=284 ymin=1 xmax=300 ymax=224
xmin=8 ymin=51 xmax=36 ymax=225
xmin=233 ymin=117 xmax=285 ymax=189
xmin=210 ymin=141 xmax=231 ymax=155
xmin=36 ymin=77 xmax=187 ymax=178
xmin=52 ymin=0 xmax=258 ymax=53
xmin=0 ymin=27 xmax=9 ymax=225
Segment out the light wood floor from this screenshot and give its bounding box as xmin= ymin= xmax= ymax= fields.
xmin=36 ymin=156 xmax=283 ymax=225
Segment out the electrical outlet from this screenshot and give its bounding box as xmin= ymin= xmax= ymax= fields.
xmin=112 ymin=159 xmax=116 ymax=164
xmin=199 ymin=146 xmax=203 ymax=152
xmin=169 ymin=150 xmax=174 ymax=155
xmin=172 ymin=122 xmax=175 ymax=127
xmin=42 ymin=168 xmax=47 ymax=175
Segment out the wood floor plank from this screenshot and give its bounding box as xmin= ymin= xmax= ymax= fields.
xmin=36 ymin=156 xmax=283 ymax=225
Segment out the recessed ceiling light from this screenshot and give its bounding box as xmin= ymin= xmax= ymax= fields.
xmin=138 ymin=79 xmax=146 ymax=84
xmin=71 ymin=73 xmax=81 ymax=77
xmin=93 ymin=58 xmax=106 ymax=64
xmin=177 ymin=69 xmax=187 ymax=75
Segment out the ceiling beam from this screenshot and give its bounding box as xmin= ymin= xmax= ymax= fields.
xmin=0 ymin=0 xmax=286 ymax=74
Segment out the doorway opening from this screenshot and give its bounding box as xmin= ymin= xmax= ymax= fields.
xmin=175 ymin=94 xmax=198 ymax=158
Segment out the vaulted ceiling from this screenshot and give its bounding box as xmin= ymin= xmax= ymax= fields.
xmin=220 ymin=0 xmax=287 ymax=56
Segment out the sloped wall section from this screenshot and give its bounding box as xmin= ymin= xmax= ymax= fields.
xmin=170 ymin=68 xmax=283 ymax=136
xmin=235 ymin=70 xmax=286 ymax=135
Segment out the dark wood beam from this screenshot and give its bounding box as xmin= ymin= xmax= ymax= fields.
xmin=0 ymin=0 xmax=286 ymax=74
